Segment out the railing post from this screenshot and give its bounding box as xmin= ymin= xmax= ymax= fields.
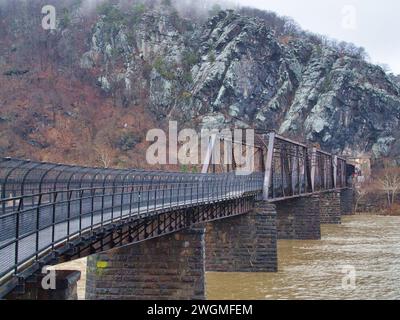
xmin=311 ymin=147 xmax=317 ymax=193
xmin=300 ymin=147 xmax=306 ymax=194
xmin=342 ymin=160 xmax=346 ymax=188
xmin=333 ymin=155 xmax=338 ymax=189
xmin=36 ymin=193 xmax=43 ymax=260
xmin=323 ymin=155 xmax=327 ymax=189
xmin=14 ymin=205 xmax=21 ymax=274
xmin=263 ymin=132 xmax=275 ymax=201
xmin=291 ymin=149 xmax=297 ymax=196
xmin=111 ymin=179 xmax=116 ymax=222
xmin=120 ymin=181 xmax=126 ymax=219
xmin=51 ymin=192 xmax=58 ymax=249
xmin=79 ymin=189 xmax=84 ymax=236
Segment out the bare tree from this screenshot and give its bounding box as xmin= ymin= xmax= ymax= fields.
xmin=376 ymin=166 xmax=400 ymax=207
xmin=354 ymin=180 xmax=375 ymax=213
xmin=94 ymin=144 xmax=114 ymax=168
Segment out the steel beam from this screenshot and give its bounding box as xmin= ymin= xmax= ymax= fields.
xmin=263 ymin=132 xmax=275 ymax=201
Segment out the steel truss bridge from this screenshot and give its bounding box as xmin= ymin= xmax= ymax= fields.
xmin=0 ymin=132 xmax=353 ymax=297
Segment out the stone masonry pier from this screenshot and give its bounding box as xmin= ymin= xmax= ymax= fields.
xmin=85 ymin=228 xmax=205 ymax=300
xmin=205 ymin=202 xmax=278 ymax=272
xmin=275 ymin=195 xmax=321 ymax=240
xmin=320 ymin=191 xmax=342 ymax=224
xmin=340 ymin=188 xmax=355 ymax=216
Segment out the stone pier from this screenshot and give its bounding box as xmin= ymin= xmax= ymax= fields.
xmin=275 ymin=195 xmax=321 ymax=240
xmin=340 ymin=188 xmax=354 ymax=215
xmin=205 ymin=202 xmax=278 ymax=272
xmin=320 ymin=191 xmax=341 ymax=224
xmin=85 ymin=228 xmax=205 ymax=300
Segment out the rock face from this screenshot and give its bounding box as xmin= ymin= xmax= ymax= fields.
xmin=1 ymin=1 xmax=399 ymax=164
xmin=190 ymin=11 xmax=400 ymax=159
xmin=80 ymin=6 xmax=400 ymax=160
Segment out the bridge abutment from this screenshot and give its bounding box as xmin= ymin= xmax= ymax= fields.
xmin=275 ymin=195 xmax=321 ymax=240
xmin=320 ymin=191 xmax=341 ymax=224
xmin=205 ymin=202 xmax=278 ymax=272
xmin=340 ymin=188 xmax=355 ymax=215
xmin=85 ymin=228 xmax=205 ymax=300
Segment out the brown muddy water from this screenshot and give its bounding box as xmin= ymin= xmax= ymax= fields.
xmin=55 ymin=215 xmax=400 ymax=300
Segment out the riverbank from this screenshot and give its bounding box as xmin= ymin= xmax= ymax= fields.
xmin=356 ymin=206 xmax=400 ymax=216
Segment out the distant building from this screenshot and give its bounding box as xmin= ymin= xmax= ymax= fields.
xmin=347 ymin=153 xmax=372 ymax=183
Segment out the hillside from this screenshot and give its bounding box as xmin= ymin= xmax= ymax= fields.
xmin=0 ymin=0 xmax=399 ymax=167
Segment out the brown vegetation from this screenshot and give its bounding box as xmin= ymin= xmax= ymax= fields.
xmin=384 ymin=203 xmax=400 ymax=216
xmin=355 ymin=164 xmax=400 ymax=215
xmin=0 ymin=0 xmax=162 ymax=169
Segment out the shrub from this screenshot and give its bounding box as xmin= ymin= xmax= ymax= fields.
xmin=96 ymin=2 xmax=124 ymax=24
xmin=153 ymin=57 xmax=176 ymax=80
xmin=116 ymin=132 xmax=140 ymax=151
xmin=59 ymin=8 xmax=71 ymax=29
xmin=3 ymin=69 xmax=29 ymax=76
xmin=381 ymin=203 xmax=400 ymax=216
xmin=182 ymin=71 xmax=193 ymax=83
xmin=129 ymin=3 xmax=146 ymax=25
xmin=182 ymin=51 xmax=199 ymax=68
xmin=208 ymin=51 xmax=216 ymax=63
xmin=191 ymin=166 xmax=199 ymax=173
xmin=181 ymin=91 xmax=192 ymax=99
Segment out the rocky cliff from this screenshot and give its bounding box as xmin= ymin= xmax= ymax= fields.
xmin=0 ymin=0 xmax=399 ymax=166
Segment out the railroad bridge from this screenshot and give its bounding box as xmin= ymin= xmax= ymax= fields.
xmin=0 ymin=132 xmax=355 ymax=300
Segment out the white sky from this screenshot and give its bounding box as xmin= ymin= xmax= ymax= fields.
xmin=233 ymin=0 xmax=400 ymax=74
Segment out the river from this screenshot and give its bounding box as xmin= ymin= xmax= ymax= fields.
xmin=55 ymin=215 xmax=400 ymax=300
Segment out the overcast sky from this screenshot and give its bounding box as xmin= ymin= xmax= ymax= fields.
xmin=232 ymin=0 xmax=400 ymax=74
